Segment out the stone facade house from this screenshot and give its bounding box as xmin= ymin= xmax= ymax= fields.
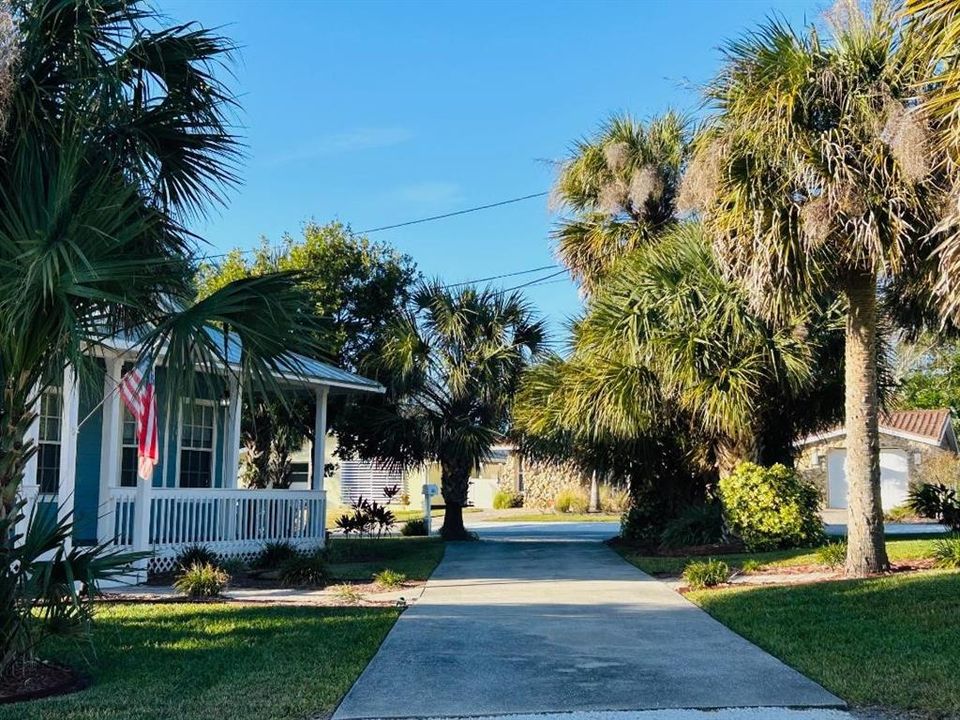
xmin=796 ymin=408 xmax=958 ymax=512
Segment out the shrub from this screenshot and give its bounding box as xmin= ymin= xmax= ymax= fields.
xmin=331 ymin=584 xmax=364 ymax=605
xmin=682 ymin=559 xmax=730 ymax=589
xmin=174 ymin=543 xmax=218 ymax=572
xmin=218 ymin=557 xmax=249 ymax=577
xmin=740 ymin=559 xmax=764 ymax=574
xmin=1 ymin=500 xmax=140 ymax=677
xmin=373 ymin=569 xmax=407 ymax=589
xmin=718 ymin=462 xmax=824 ymax=551
xmin=883 ymin=504 xmax=916 ymax=523
xmin=599 ymin=485 xmax=631 ymax=513
xmin=554 ymin=487 xmax=587 ymax=513
xmin=174 ymin=562 xmax=230 ymax=598
xmin=816 ymin=540 xmax=847 ymax=568
xmin=400 ymin=518 xmax=428 ymax=536
xmin=253 ymin=540 xmax=299 ymax=569
xmin=931 ymin=535 xmax=960 ymax=568
xmin=279 ymin=550 xmax=329 ymax=587
xmin=493 ymin=489 xmax=523 ymax=509
xmin=908 ymin=482 xmax=960 ymax=531
xmin=660 ymin=503 xmax=724 ymax=549
xmin=336 ymin=496 xmax=397 ymax=537
xmin=619 ymin=492 xmax=667 ymax=546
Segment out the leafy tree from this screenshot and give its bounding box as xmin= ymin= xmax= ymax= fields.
xmin=690 ymin=3 xmax=950 ymax=575
xmin=358 ymin=282 xmax=546 ymax=539
xmin=196 ymin=223 xmax=418 ymax=484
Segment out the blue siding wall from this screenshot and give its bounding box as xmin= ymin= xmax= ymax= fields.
xmin=73 ymin=361 xmax=105 ymax=544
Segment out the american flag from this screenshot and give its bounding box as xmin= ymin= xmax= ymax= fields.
xmin=119 ymin=362 xmax=159 ymax=481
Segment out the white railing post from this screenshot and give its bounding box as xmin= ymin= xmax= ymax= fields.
xmin=58 ymin=366 xmax=80 ymax=552
xmin=98 ymin=355 xmax=123 ymax=543
xmin=312 ymin=386 xmax=328 ymax=492
xmin=133 ymin=472 xmax=154 ymax=564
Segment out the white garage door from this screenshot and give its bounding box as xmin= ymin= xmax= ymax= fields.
xmin=826 ymin=448 xmax=911 ymax=511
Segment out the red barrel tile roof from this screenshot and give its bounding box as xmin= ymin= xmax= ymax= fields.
xmin=880 ymin=409 xmax=951 ymax=441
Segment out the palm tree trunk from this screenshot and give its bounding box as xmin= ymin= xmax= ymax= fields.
xmin=715 ymin=436 xmax=758 ymax=479
xmin=439 ymin=455 xmax=472 ymax=540
xmin=843 ymin=270 xmax=889 ymax=577
xmin=588 ymin=471 xmax=600 ymax=513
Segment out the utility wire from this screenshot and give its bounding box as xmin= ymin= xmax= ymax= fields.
xmin=356 ymin=191 xmax=548 ymax=234
xmin=441 ymin=263 xmax=558 ymax=289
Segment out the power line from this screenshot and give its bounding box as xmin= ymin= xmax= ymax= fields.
xmin=356 ymin=191 xmax=548 ymax=234
xmin=503 ymin=267 xmax=570 ymax=291
xmin=201 ymin=190 xmax=549 ymax=262
xmin=442 ymin=263 xmax=558 ymax=289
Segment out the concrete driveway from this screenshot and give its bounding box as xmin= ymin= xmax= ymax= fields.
xmin=333 ymin=527 xmax=843 ymax=719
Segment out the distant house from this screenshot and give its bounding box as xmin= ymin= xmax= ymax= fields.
xmin=18 ymin=329 xmax=383 ymax=577
xmin=796 ymin=409 xmax=958 ymax=512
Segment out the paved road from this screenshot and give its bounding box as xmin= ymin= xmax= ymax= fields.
xmin=333 ymin=526 xmax=843 ymax=719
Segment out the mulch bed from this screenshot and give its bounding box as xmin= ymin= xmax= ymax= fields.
xmin=0 ymin=661 xmax=88 ymax=704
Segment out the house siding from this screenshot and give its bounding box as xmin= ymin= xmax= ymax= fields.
xmin=74 ymin=361 xmax=105 ymax=544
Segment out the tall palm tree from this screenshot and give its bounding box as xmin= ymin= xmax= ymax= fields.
xmin=368 ymin=281 xmax=545 ymax=539
xmin=691 ymin=2 xmax=948 ymax=575
xmin=551 ymin=112 xmax=689 ymax=293
xmin=0 ymin=0 xmax=326 ymax=516
xmin=519 ymin=222 xmax=844 ymax=480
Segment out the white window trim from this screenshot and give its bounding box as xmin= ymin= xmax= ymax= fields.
xmin=175 ymin=399 xmax=218 ymax=489
xmin=36 ymin=387 xmax=62 ymax=497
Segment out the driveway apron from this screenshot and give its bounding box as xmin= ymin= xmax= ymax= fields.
xmin=333 ymin=531 xmax=842 ymax=719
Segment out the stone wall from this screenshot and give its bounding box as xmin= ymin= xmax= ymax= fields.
xmin=501 ymin=455 xmax=589 ymax=510
xmin=796 ymin=431 xmax=953 ymax=507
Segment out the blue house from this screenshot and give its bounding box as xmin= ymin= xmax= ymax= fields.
xmin=17 ymin=332 xmax=383 ymax=577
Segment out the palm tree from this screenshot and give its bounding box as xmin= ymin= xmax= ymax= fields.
xmin=369 ymin=282 xmax=545 ymax=539
xmin=690 ymin=2 xmax=948 ymax=575
xmin=518 ymin=222 xmax=844 ymax=480
xmin=0 ymin=0 xmax=326 ymax=516
xmin=551 ymin=112 xmax=689 ymax=293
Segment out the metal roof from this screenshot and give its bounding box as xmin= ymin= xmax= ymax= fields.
xmin=101 ymin=327 xmax=384 ymax=394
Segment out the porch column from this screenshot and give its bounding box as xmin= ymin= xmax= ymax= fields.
xmin=311 ymin=386 xmax=329 ymax=491
xmin=224 ymin=374 xmax=242 ymax=488
xmin=58 ymin=366 xmax=80 ymax=551
xmin=98 ymin=355 xmax=123 ymax=542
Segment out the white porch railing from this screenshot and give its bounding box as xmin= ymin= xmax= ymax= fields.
xmin=106 ymin=487 xmax=326 ymax=572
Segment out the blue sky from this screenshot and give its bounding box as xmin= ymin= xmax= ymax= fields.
xmin=162 ymin=0 xmax=825 ymax=337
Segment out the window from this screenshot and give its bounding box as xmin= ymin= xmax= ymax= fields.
xmin=120 ymin=406 xmax=139 ymax=487
xmin=36 ymin=389 xmax=62 ymax=493
xmin=179 ymin=401 xmax=215 ymax=488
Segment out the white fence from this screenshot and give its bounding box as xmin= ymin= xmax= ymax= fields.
xmin=107 ymin=487 xmax=326 ymax=572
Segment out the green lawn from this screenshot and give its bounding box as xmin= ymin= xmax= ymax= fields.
xmin=688 ymin=571 xmax=960 ymax=715
xmin=326 ymin=536 xmax=445 ymax=581
xmin=2 ymin=603 xmax=399 ymax=720
xmin=617 ymin=535 xmax=947 ymax=576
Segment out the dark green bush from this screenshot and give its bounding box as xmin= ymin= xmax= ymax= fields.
xmin=174 ymin=543 xmax=219 ymax=572
xmin=253 ymin=540 xmax=299 ymax=569
xmin=659 ymin=503 xmax=724 ymax=549
xmin=682 ymin=558 xmax=730 ymax=589
xmin=493 ymin=490 xmax=523 ymax=509
xmin=718 ymin=462 xmax=824 ymax=551
xmin=908 ymin=483 xmax=960 ymax=531
xmin=174 ymin=562 xmax=230 ymax=598
xmin=279 ymin=550 xmax=329 ymax=587
xmin=400 ymin=518 xmax=428 ymax=536
xmin=619 ymin=492 xmax=667 ymax=546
